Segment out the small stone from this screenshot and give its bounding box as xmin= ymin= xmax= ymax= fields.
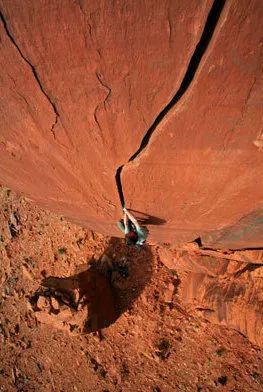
xmin=21 ymin=265 xmax=33 ymax=281
xmin=36 ymin=296 xmax=50 ymax=311
xmin=50 ymin=297 xmax=60 ymax=311
xmin=164 ymin=283 xmax=174 ymax=303
xmin=73 ymin=289 xmax=80 ymax=306
xmin=56 ymin=308 xmax=72 ymax=322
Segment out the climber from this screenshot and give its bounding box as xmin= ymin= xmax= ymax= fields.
xmin=117 ymin=207 xmax=148 ymax=246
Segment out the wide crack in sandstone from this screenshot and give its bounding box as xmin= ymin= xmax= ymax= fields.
xmin=115 ymin=0 xmax=226 ymax=208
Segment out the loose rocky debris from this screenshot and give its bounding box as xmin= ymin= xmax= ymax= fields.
xmin=7 ymin=211 xmax=22 ymax=238
xmin=28 ymin=251 xmax=146 ymax=335
xmin=1 ymin=187 xmax=263 ymax=391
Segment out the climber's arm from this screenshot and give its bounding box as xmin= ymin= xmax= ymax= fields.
xmin=123 ymin=208 xmax=140 ymax=230
xmin=123 ymin=209 xmax=129 ymax=233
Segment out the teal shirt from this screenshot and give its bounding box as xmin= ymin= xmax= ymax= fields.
xmin=117 ymin=221 xmax=148 ymax=245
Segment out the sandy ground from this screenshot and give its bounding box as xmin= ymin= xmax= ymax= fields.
xmin=0 ymin=186 xmax=262 ymax=392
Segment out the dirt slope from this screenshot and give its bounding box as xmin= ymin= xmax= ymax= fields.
xmin=1 ymin=187 xmax=263 ymax=391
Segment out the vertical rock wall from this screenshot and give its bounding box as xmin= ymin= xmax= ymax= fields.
xmin=122 ymin=0 xmax=263 ymax=246
xmin=0 ymin=0 xmax=263 ymax=247
xmin=0 ymin=0 xmax=213 ymax=237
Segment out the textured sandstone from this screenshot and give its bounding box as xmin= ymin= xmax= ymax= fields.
xmin=202 ymin=210 xmax=263 ymax=249
xmin=1 ymin=1 xmax=262 ymax=248
xmin=36 ymin=296 xmax=50 ymax=311
xmin=175 ymin=253 xmax=263 ymax=347
xmin=122 ymin=0 xmax=263 ymax=247
xmin=158 ymin=245 xmax=263 ymax=268
xmin=0 ymin=0 xmax=212 ymax=237
xmin=0 ymin=0 xmax=263 ymax=348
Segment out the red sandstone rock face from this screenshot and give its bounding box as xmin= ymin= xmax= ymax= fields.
xmin=0 ymin=0 xmax=263 ymax=249
xmin=1 ymin=0 xmax=263 ymax=352
xmin=177 ymin=255 xmax=263 ymax=348
xmin=202 ymin=210 xmax=263 ymax=249
xmin=0 ymin=0 xmax=213 ymax=237
xmin=122 ymin=0 xmax=263 ymax=247
xmin=158 ymin=246 xmax=263 ymax=347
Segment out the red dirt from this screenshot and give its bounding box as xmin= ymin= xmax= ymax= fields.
xmin=1 ymin=186 xmax=262 ymax=391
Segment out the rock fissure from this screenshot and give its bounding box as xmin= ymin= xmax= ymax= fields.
xmin=75 ymin=0 xmax=93 ymax=43
xmin=116 ymin=165 xmax=125 ymax=207
xmin=96 ymin=71 xmax=111 ymax=109
xmin=94 ymin=105 xmax=102 ymax=133
xmin=0 ymin=11 xmax=59 ymax=138
xmin=115 ymin=0 xmax=226 ymax=208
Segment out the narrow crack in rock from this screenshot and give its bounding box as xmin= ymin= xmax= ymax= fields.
xmin=93 ymin=105 xmax=102 ymax=133
xmin=0 ymin=11 xmax=59 ymax=138
xmin=96 ymin=71 xmax=111 ymax=109
xmin=115 ymin=0 xmax=226 ymax=207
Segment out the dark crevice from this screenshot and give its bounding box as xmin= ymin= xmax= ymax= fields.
xmin=192 ymin=238 xmax=263 ymax=252
xmin=234 ymin=263 xmax=263 ymax=279
xmin=115 ymin=0 xmax=226 ymax=207
xmin=128 ymin=0 xmax=226 ymax=162
xmin=116 ymin=165 xmax=125 ymax=207
xmin=202 ymin=245 xmax=263 ymax=252
xmin=0 ymin=11 xmax=59 ymax=137
xmin=95 ymin=71 xmax=111 ymax=109
xmin=194 ymin=237 xmax=203 ymax=248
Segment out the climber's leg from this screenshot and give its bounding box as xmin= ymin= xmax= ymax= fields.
xmin=117 ymin=220 xmax=125 ymax=233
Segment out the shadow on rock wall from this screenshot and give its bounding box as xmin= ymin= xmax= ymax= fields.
xmin=128 ymin=209 xmax=166 ymax=226
xmin=30 ymin=238 xmax=153 ymax=333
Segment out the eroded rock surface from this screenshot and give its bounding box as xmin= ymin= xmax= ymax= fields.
xmin=0 ymin=1 xmax=262 ymax=248
xmin=0 ymin=0 xmax=213 ymax=237
xmin=178 ymin=254 xmax=263 ymax=348
xmin=158 ymin=245 xmax=263 ymax=347
xmin=0 ymin=0 xmax=263 ymax=350
xmin=122 ymin=0 xmax=263 ymax=247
